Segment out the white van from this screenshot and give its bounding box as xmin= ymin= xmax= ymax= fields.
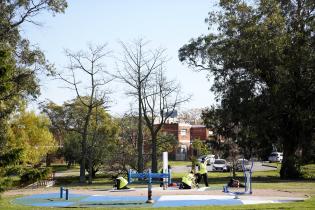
xmin=268 ymin=152 xmax=283 ymax=162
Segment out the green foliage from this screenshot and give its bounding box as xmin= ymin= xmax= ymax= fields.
xmin=0 ymin=149 xmax=23 ymax=192
xmin=156 ymin=132 xmax=178 ymax=155
xmin=179 ymin=0 xmax=315 ymax=179
xmin=191 ymin=139 xmax=210 ymax=157
xmin=8 ymin=111 xmax=57 ymax=165
xmin=62 ymin=132 xmax=81 ymax=167
xmin=0 ymin=0 xmax=67 ymax=192
xmin=42 ymin=98 xmax=120 ymax=178
xmin=20 ymin=167 xmax=52 ymax=186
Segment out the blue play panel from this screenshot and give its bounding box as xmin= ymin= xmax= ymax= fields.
xmin=13 ymin=193 xmax=282 ymax=208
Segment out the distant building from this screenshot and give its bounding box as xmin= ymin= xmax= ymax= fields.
xmin=161 ymin=123 xmax=212 ymax=160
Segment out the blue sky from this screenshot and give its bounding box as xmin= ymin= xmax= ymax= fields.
xmin=23 ymin=0 xmax=216 ymax=115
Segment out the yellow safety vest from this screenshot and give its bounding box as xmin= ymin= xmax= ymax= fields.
xmin=117 ymin=177 xmax=128 ymax=189
xmin=182 ymin=173 xmax=194 ymax=186
xmin=198 ymin=162 xmax=207 ymax=175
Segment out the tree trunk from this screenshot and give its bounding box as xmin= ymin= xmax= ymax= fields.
xmin=151 ymin=133 xmax=158 ymax=173
xmin=137 ymin=91 xmax=144 ymax=172
xmin=88 ymin=153 xmax=93 ymax=184
xmin=79 ymin=143 xmax=86 ymax=183
xmin=92 ymin=168 xmax=98 ymax=178
xmin=280 ymin=138 xmax=301 ymax=179
xmin=80 ymin=107 xmax=92 ymax=183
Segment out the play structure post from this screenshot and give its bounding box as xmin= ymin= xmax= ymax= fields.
xmin=168 ymin=169 xmax=172 ymax=185
xmin=60 ymin=186 xmax=69 ymax=200
xmin=65 ymin=189 xmax=69 ymax=200
xmin=163 ymin=152 xmax=168 ymax=189
xmin=60 ymin=187 xmax=63 ymax=198
xmin=146 ymin=169 xmax=154 ymax=203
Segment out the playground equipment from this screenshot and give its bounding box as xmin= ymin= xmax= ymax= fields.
xmin=223 ymin=159 xmax=254 ymax=199
xmin=60 ymin=187 xmax=69 ymax=200
xmin=128 ymin=152 xmax=171 ymax=203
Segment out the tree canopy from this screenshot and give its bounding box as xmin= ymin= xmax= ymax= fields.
xmin=179 ymin=0 xmax=315 ymax=178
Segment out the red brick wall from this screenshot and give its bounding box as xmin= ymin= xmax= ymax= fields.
xmin=178 ymin=125 xmax=191 ymax=143
xmin=190 ymin=127 xmax=209 ymax=141
xmin=161 ymin=123 xmax=179 ymax=138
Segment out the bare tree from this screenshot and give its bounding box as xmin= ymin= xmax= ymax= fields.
xmin=57 ymin=44 xmax=112 ymax=183
xmin=178 ymin=108 xmax=204 ymax=124
xmin=115 ymin=39 xmax=165 ymax=172
xmin=142 ymin=68 xmax=190 ymax=172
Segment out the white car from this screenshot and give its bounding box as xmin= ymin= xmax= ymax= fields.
xmin=268 ymin=152 xmax=283 ymax=162
xmin=212 ymin=159 xmax=229 ymax=171
xmin=197 ymin=155 xmax=215 ymax=165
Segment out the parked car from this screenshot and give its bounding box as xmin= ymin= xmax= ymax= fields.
xmin=197 ymin=154 xmax=215 ymax=165
xmin=268 ymin=152 xmax=283 ymax=163
xmin=212 ymin=159 xmax=229 ymax=172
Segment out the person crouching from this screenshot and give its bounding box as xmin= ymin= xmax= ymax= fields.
xmin=114 ymin=176 xmax=129 ymax=190
xmin=180 ymin=171 xmax=195 ymax=189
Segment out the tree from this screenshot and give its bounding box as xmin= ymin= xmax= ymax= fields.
xmin=56 ymin=44 xmax=112 ymax=183
xmin=115 ymin=39 xmax=166 ymax=172
xmin=191 ymin=139 xmax=210 ymax=157
xmin=42 ymin=97 xmax=118 ymax=182
xmin=142 ymin=68 xmax=189 ymax=172
xmin=178 ymin=108 xmax=204 ymax=124
xmin=8 ymin=111 xmax=56 ymax=166
xmin=179 ymin=0 xmax=315 ymax=179
xmin=0 ymin=0 xmax=68 ymax=120
xmin=0 ymin=0 xmax=67 ymax=192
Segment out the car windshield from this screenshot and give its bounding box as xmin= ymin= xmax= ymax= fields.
xmin=214 ymin=160 xmax=225 ymax=164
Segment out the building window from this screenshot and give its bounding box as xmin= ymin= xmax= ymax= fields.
xmin=208 ymin=130 xmax=213 ymax=135
xmin=181 ymin=129 xmax=187 ymax=136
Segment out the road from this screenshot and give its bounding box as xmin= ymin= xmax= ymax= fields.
xmin=171 ymin=161 xmax=278 ymax=173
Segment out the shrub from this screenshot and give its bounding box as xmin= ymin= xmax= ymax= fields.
xmin=20 ymin=167 xmax=52 ymax=186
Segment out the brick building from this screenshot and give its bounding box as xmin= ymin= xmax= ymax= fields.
xmin=161 ymin=123 xmax=211 ymax=160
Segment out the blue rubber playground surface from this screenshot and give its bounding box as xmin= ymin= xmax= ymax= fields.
xmin=13 ymin=193 xmax=294 ymax=208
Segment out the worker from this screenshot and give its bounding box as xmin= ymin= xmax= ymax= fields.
xmin=180 ymin=171 xmax=195 ymax=189
xmin=114 ymin=176 xmax=129 ymax=190
xmin=227 ymin=178 xmax=245 ymax=188
xmin=197 ymin=158 xmax=209 ymax=187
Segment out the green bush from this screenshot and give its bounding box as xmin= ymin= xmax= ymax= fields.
xmin=20 ymin=167 xmax=52 ymax=186
xmin=4 ymin=165 xmax=25 ymax=176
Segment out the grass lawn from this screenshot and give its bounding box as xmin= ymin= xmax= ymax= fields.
xmin=169 ymin=161 xmax=191 ymax=167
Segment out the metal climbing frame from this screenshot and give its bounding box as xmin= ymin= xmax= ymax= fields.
xmin=128 ymin=169 xmax=172 ymax=203
xmin=223 ymin=159 xmax=254 ymax=198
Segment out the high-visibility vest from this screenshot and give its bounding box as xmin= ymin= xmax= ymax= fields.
xmin=198 ymin=162 xmax=207 ymax=175
xmin=182 ymin=174 xmax=193 ymax=186
xmin=117 ymin=177 xmax=128 ymax=189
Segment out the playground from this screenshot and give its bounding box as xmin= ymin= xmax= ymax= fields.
xmin=11 ymin=188 xmax=306 ymax=208
xmin=2 ymin=154 xmax=314 ymax=209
